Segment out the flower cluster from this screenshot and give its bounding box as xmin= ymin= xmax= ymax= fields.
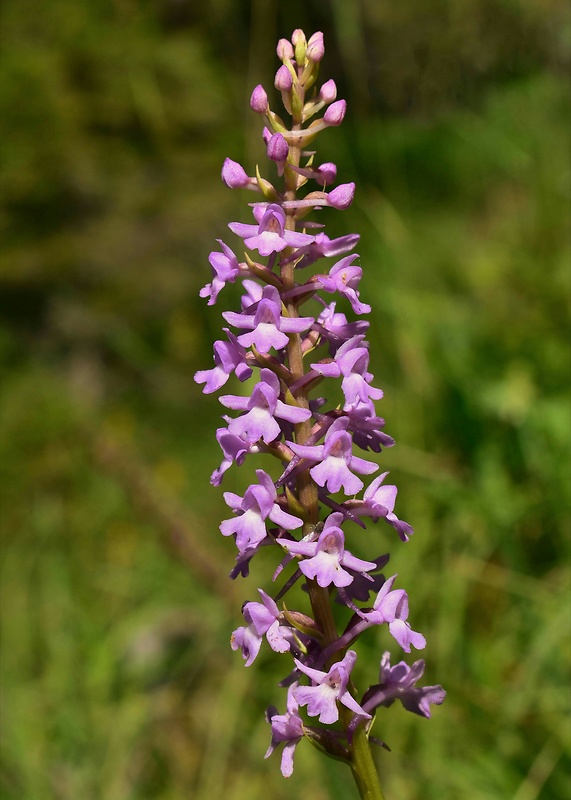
xmin=196 ymin=29 xmax=444 ymax=788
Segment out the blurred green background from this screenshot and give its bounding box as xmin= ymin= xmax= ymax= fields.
xmin=1 ymin=1 xmax=570 ymax=798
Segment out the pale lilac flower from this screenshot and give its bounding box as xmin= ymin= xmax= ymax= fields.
xmin=210 ymin=427 xmax=256 ymax=486
xmin=231 ymin=621 xmax=263 ymax=666
xmin=240 ymin=278 xmax=263 ymax=310
xmin=199 ymin=240 xmax=240 ymax=305
xmin=317 ymin=254 xmax=371 ymax=314
xmin=220 ymin=368 xmax=311 ymax=445
xmin=360 ymin=472 xmax=414 ymax=541
xmin=340 ymin=554 xmax=390 ymax=603
xmin=265 ymin=684 xmax=304 ymax=777
xmin=294 ymin=650 xmax=370 ymax=724
xmin=287 ymin=417 xmax=378 ymax=495
xmin=311 ymin=335 xmax=384 ymax=409
xmin=223 ymin=285 xmax=314 ymax=353
xmin=359 ymin=574 xmax=426 ymax=652
xmin=232 ymin=590 xmax=291 ymax=664
xmin=194 ymin=330 xmax=252 ymax=394
xmin=221 ymin=468 xmax=303 ymax=551
xmin=286 ymin=232 xmax=360 ymax=269
xmin=316 ymin=301 xmax=369 ymax=351
xmin=343 ymin=400 xmax=395 ymax=452
xmin=247 ymin=589 xmax=292 ymax=651
xmin=229 ymin=204 xmax=315 ymax=256
xmin=282 ymin=512 xmax=377 ymax=588
xmin=362 ymin=652 xmax=446 ymax=718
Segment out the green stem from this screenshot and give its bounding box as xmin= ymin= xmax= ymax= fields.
xmin=346 ymin=716 xmax=386 ymax=800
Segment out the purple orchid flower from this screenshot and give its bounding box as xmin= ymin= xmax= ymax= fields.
xmin=240 ymin=278 xmax=263 ymax=310
xmin=219 ymin=368 xmax=311 ymax=445
xmin=283 ymin=231 xmax=360 ymax=269
xmin=343 ymin=401 xmax=396 ymax=452
xmin=223 ymin=285 xmax=314 ymax=353
xmin=293 ymin=650 xmax=370 ymax=724
xmin=231 ymin=620 xmax=263 ymax=666
xmin=315 ymin=301 xmax=370 ymax=352
xmin=199 ymin=240 xmax=241 ymax=305
xmin=360 ymin=472 xmax=414 ymax=541
xmin=194 ymin=329 xmax=252 ymax=394
xmin=338 ymin=554 xmax=390 ymax=604
xmin=221 ymin=468 xmax=303 ymax=551
xmin=287 ymin=417 xmax=379 ymax=495
xmin=265 ymin=684 xmax=305 ymax=777
xmin=362 ymin=652 xmax=446 ymax=718
xmin=210 ymin=427 xmax=258 ymax=486
xmin=229 ymin=203 xmax=315 ymax=256
xmin=231 ymin=588 xmax=292 ymax=667
xmin=311 ymin=335 xmax=384 ymax=409
xmin=246 ymin=588 xmax=292 ymax=652
xmin=358 ymin=574 xmax=426 ymax=652
xmin=317 ymin=254 xmax=371 ymax=314
xmin=282 ymin=512 xmax=377 ymax=588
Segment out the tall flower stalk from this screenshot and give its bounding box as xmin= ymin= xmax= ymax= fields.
xmin=195 ymin=29 xmax=445 ymax=799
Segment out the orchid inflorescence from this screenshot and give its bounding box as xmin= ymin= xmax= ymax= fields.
xmin=195 ymin=29 xmax=444 ymax=795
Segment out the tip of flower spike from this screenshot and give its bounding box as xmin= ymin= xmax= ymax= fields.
xmin=291 ymin=29 xmax=307 ymax=64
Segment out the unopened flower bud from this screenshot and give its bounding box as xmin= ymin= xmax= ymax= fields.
xmin=277 ymin=38 xmax=294 ymax=62
xmin=222 ymin=157 xmax=250 ymax=188
xmin=306 ymin=32 xmax=325 ymax=63
xmin=324 ymin=99 xmax=347 ymax=126
xmin=274 ymin=64 xmax=293 ymax=92
xmin=319 ymin=79 xmax=337 ymax=104
xmin=291 ymin=29 xmax=306 ymax=47
xmin=328 ymin=182 xmax=355 ymax=209
xmin=250 ymin=84 xmax=269 ymax=113
xmin=267 ymin=133 xmax=289 ymax=163
xmin=318 ymin=162 xmax=337 ymax=185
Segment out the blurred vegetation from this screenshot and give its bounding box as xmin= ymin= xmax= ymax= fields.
xmin=1 ymin=1 xmax=570 ymax=798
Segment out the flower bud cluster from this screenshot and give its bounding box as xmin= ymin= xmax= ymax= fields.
xmin=196 ymin=30 xmax=444 ymax=781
